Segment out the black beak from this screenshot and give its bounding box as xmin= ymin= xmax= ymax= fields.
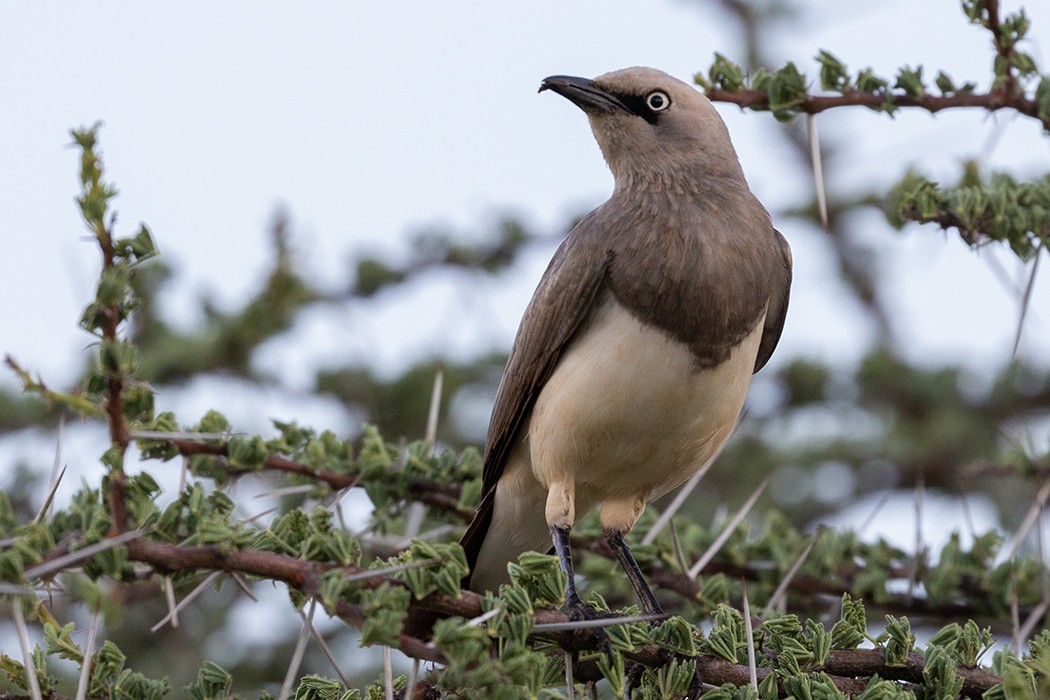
xmin=539 ymin=75 xmax=627 ymax=114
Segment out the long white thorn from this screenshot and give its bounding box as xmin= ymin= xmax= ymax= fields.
xmin=278 ymin=598 xmax=315 ymax=700
xmin=13 ymin=604 xmax=42 ymax=700
xmin=384 ymin=646 xmax=394 ymax=700
xmin=688 ymin=474 xmax=771 ymax=579
xmin=1013 ymin=240 xmax=1042 ymax=356
xmin=742 ymin=579 xmax=758 ymax=692
xmin=808 ymin=114 xmax=829 ymax=232
xmin=75 ymin=607 xmax=100 ymax=700
xmin=641 ymin=462 xmax=714 ymax=545
xmin=764 ymin=528 xmax=825 ymax=615
xmin=1005 ymin=479 xmax=1050 ymax=560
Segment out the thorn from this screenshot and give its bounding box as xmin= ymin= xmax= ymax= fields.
xmin=384 ymin=646 xmax=395 ymax=700
xmin=532 ymin=612 xmax=666 ymax=633
xmin=24 ymin=530 xmax=143 ymax=581
xmin=344 ymin=558 xmax=441 ymax=582
xmin=253 ymin=484 xmax=316 ymax=500
xmin=0 ymin=582 xmax=34 ymax=595
xmin=1017 ymin=597 xmax=1050 ymax=647
xmin=741 ymin=579 xmax=758 ymax=692
xmin=404 ymin=658 xmax=419 ymax=700
xmin=856 ymin=490 xmax=894 ymax=536
xmin=163 ymin=576 xmax=179 ymax=630
xmin=564 ymin=650 xmax=575 ymax=700
xmin=32 ymin=464 xmax=67 ymax=526
xmin=641 ymin=461 xmax=714 ymax=545
xmin=1013 ymin=240 xmax=1042 ymax=357
xmin=75 ymin=607 xmax=100 ymax=700
xmin=763 ymin=528 xmax=826 ymax=615
xmin=808 ymin=114 xmax=829 ymax=232
xmin=151 ymin=571 xmax=221 ymax=633
xmin=229 ymin=572 xmax=259 ymax=602
xmin=1005 ymin=478 xmax=1050 ymax=560
xmin=909 ymin=472 xmax=926 ymax=602
xmin=425 ymin=363 xmax=444 ymax=451
xmin=960 ymin=491 xmax=977 ymax=541
xmin=670 ymin=520 xmax=689 ymax=575
xmin=403 ymin=503 xmax=426 ymax=542
xmin=13 ymin=604 xmax=43 ymax=700
xmin=1010 ymin=567 xmax=1022 ymax=654
xmin=464 ymin=607 xmax=502 ymax=627
xmin=391 ymin=524 xmax=459 ymax=550
xmin=178 ymin=454 xmax=188 ymax=495
xmin=688 ymin=474 xmax=772 ymax=579
xmin=279 ymin=598 xmax=316 ymax=700
xmin=128 ymin=430 xmax=236 ymax=441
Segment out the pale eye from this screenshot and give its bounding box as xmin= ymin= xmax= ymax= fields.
xmin=646 ymin=91 xmax=671 ymax=112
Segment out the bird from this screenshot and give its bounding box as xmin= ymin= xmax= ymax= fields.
xmin=459 ymin=67 xmax=792 ymax=618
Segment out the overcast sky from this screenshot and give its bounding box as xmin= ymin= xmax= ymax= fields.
xmin=2 ymin=0 xmax=1049 ymax=394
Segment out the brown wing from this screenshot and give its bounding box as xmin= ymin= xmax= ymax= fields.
xmin=480 ymin=217 xmax=611 ymax=489
xmin=753 ymin=228 xmax=792 ymax=373
xmin=461 ymin=214 xmax=610 ymax=574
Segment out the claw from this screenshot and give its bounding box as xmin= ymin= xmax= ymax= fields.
xmin=565 ymin=595 xmax=615 ymax=659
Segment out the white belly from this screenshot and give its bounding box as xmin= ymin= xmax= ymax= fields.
xmin=468 ymin=296 xmax=764 ymax=593
xmin=529 ymin=297 xmax=764 ymax=527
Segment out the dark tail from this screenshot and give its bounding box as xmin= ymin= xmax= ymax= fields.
xmin=458 ymin=489 xmax=495 ymax=589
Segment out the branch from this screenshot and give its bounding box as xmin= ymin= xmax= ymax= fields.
xmin=167 ymin=437 xmax=474 ymax=520
xmin=703 ymin=85 xmax=1038 ymax=119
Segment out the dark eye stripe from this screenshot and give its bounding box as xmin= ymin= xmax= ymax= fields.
xmin=610 ymin=91 xmax=669 ymax=124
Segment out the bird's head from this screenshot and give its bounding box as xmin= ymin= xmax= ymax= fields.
xmin=540 ymin=67 xmax=744 ymax=191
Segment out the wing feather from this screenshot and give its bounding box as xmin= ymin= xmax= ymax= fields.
xmin=461 ymin=216 xmax=610 ymax=573
xmin=753 ymin=228 xmax=792 ymax=373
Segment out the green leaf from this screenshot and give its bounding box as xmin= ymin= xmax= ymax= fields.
xmin=816 ymin=50 xmax=851 ymax=92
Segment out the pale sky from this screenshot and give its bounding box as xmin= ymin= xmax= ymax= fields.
xmin=2 ymin=0 xmax=1048 ymax=392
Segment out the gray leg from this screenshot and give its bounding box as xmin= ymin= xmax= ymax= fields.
xmin=552 ymin=525 xmax=584 ymax=607
xmin=604 ymin=530 xmax=664 ymax=616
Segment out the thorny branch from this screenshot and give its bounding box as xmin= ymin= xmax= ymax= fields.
xmin=157 ymin=435 xmax=1049 ymax=629
xmin=20 ymin=531 xmax=1006 ymax=698
xmin=167 ymin=438 xmax=473 ymax=520
xmin=703 ymin=86 xmax=1040 ymax=119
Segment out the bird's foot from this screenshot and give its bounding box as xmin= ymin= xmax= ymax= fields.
xmin=564 ymin=594 xmax=617 ymax=659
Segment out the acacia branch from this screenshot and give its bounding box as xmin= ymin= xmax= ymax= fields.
xmin=704 ymin=86 xmax=1038 ymax=119
xmin=167 ymin=438 xmax=473 ymax=520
